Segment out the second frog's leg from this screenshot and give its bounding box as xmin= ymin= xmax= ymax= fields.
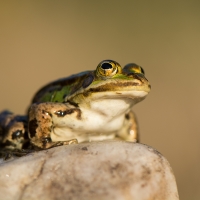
xmin=116 ymin=110 xmax=139 ymax=142
xmin=28 ymin=103 xmax=79 ymax=149
xmin=0 ymin=110 xmax=33 ymax=159
xmin=0 ymin=110 xmax=29 ymax=150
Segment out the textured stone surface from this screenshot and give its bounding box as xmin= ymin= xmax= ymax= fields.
xmin=0 ymin=141 xmax=179 ymax=200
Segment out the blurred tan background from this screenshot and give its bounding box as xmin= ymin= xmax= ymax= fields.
xmin=0 ymin=1 xmax=199 ymax=199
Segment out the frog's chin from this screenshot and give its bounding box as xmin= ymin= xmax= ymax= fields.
xmin=81 ymin=90 xmax=148 ymax=117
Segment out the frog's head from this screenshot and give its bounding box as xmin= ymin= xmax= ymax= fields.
xmin=68 ymin=60 xmax=151 ymax=112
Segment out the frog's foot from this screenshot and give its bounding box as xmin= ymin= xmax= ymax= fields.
xmin=0 ymin=148 xmax=37 ymax=160
xmin=116 ymin=110 xmax=139 ymax=142
xmin=30 ymin=138 xmax=78 ymax=150
xmin=0 ymin=110 xmax=29 ymax=150
xmin=28 ymin=103 xmax=80 ymax=149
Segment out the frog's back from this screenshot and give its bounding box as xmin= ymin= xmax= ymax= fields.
xmin=32 ymin=71 xmax=92 ymax=103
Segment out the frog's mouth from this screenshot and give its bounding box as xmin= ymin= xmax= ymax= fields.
xmin=86 ymin=90 xmax=148 ymax=103
xmin=68 ymin=84 xmax=150 ymax=107
xmin=82 ymin=79 xmax=150 ymax=99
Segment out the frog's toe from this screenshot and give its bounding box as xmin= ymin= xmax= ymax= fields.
xmin=52 ymin=139 xmax=78 ymax=147
xmin=31 ymin=138 xmax=78 ymax=150
xmin=64 ymin=139 xmax=78 ymax=145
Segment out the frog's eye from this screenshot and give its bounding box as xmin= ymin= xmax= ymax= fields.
xmin=123 ymin=63 xmax=145 ymax=75
xmin=96 ymin=60 xmax=122 ymax=78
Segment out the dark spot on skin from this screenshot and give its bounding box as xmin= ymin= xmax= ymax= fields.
xmin=23 ymin=130 xmax=29 ymax=140
xmin=55 ymin=108 xmax=81 ymax=119
xmin=29 ymin=119 xmax=38 ymax=138
xmin=81 ymin=147 xmax=88 ymax=151
xmin=63 ymin=94 xmax=67 ymax=99
xmin=82 ymin=74 xmax=94 ymax=88
xmin=55 ymin=110 xmax=68 ymax=117
xmin=42 ymin=137 xmax=52 ymax=148
xmin=22 ymin=141 xmax=31 ymax=149
xmin=125 ymin=113 xmax=130 ymax=120
xmin=12 ymin=130 xmax=23 ymax=140
xmin=82 ymin=92 xmax=89 ymax=97
xmin=66 ymin=100 xmax=79 ymax=107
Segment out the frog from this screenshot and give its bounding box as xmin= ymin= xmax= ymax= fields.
xmin=0 ymin=60 xmax=150 ymax=151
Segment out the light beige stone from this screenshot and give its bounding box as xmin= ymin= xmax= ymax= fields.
xmin=0 ymin=141 xmax=179 ymax=200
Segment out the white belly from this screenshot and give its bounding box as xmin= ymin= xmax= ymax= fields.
xmin=51 ymin=98 xmax=134 ymax=142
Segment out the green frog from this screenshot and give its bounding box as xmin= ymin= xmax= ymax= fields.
xmin=0 ymin=60 xmax=150 ymax=151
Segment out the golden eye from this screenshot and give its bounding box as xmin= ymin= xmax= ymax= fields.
xmin=123 ymin=63 xmax=145 ymax=75
xmin=96 ymin=60 xmax=122 ymax=78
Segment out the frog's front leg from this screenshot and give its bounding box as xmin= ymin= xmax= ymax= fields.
xmin=116 ymin=111 xmax=139 ymax=142
xmin=28 ymin=103 xmax=79 ymax=149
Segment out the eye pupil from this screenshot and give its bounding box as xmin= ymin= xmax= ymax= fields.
xmin=101 ymin=63 xmax=112 ymax=69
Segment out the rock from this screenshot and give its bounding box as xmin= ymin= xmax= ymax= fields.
xmin=0 ymin=141 xmax=179 ymax=200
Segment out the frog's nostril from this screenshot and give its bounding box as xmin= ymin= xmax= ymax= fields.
xmin=101 ymin=63 xmax=112 ymax=69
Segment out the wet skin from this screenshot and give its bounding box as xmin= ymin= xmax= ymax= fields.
xmin=0 ymin=60 xmax=150 ymax=150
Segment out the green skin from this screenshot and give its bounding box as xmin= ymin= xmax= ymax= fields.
xmin=0 ymin=60 xmax=151 ymax=152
